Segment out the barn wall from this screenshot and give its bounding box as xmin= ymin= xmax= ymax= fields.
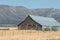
xmin=42 ymin=26 xmax=51 ymax=31
xmin=18 ymin=16 xmax=42 ymax=30
xmin=51 ymin=26 xmax=60 ymax=31
xmin=42 ymin=26 xmax=60 ymax=31
xmin=57 ymin=27 xmax=60 ymax=31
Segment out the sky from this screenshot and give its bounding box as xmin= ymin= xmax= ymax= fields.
xmin=0 ymin=0 xmax=60 ymax=9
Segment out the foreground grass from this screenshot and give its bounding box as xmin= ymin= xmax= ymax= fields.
xmin=0 ymin=30 xmax=60 ymax=40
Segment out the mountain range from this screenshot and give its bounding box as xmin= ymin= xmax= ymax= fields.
xmin=0 ymin=5 xmax=60 ymax=24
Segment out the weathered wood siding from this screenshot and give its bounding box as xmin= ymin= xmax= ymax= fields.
xmin=18 ymin=16 xmax=42 ymax=30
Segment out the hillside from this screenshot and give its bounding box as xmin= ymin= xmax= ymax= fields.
xmin=0 ymin=5 xmax=60 ymax=24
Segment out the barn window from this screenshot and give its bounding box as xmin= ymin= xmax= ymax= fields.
xmin=28 ymin=25 xmax=32 ymax=29
xmin=33 ymin=24 xmax=36 ymax=27
xmin=25 ymin=24 xmax=27 ymax=25
xmin=28 ymin=25 xmax=32 ymax=26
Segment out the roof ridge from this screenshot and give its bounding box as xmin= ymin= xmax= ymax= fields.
xmin=29 ymin=15 xmax=54 ymax=19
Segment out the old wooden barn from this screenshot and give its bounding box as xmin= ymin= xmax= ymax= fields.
xmin=17 ymin=15 xmax=60 ymax=30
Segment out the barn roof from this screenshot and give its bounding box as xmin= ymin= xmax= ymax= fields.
xmin=29 ymin=15 xmax=60 ymax=26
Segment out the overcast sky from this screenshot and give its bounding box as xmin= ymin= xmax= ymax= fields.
xmin=0 ymin=0 xmax=60 ymax=9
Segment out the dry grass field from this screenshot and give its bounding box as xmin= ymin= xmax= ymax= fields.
xmin=0 ymin=30 xmax=60 ymax=40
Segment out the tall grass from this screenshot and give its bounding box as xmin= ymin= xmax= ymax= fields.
xmin=0 ymin=30 xmax=59 ymax=40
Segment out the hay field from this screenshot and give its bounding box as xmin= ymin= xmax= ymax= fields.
xmin=0 ymin=30 xmax=60 ymax=40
